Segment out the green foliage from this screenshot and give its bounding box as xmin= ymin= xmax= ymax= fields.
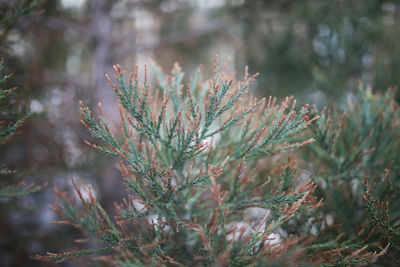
xmin=0 ymin=59 xmax=43 ymax=199
xmin=0 ymin=0 xmax=43 ymax=30
xmin=0 ymin=60 xmax=25 ymax=144
xmin=36 ymin=58 xmax=400 ymax=266
xmin=308 ymin=84 xmax=400 ymax=265
xmin=35 ymin=58 xmax=346 ymax=266
xmin=0 ymin=0 xmax=45 ymax=200
xmin=0 ymin=1 xmax=44 ymax=200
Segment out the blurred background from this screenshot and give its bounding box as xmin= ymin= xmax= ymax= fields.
xmin=0 ymin=0 xmax=399 ymax=266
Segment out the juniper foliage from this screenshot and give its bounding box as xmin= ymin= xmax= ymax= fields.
xmin=308 ymin=84 xmax=400 ymax=265
xmin=0 ymin=0 xmax=43 ymax=31
xmin=0 ymin=58 xmax=43 ymax=199
xmin=37 ymin=58 xmax=394 ymax=266
xmin=0 ymin=1 xmax=44 ymax=200
xmin=35 ymin=58 xmax=333 ymax=266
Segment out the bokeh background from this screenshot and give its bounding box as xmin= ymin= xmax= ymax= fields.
xmin=1 ymin=0 xmax=399 ymax=266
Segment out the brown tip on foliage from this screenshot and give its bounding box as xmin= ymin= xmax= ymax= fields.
xmin=98 ymin=102 xmax=103 ymax=117
xmin=144 ymin=64 xmax=148 ymax=83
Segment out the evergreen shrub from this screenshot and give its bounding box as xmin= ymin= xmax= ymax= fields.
xmin=36 ymin=57 xmax=395 ymax=266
